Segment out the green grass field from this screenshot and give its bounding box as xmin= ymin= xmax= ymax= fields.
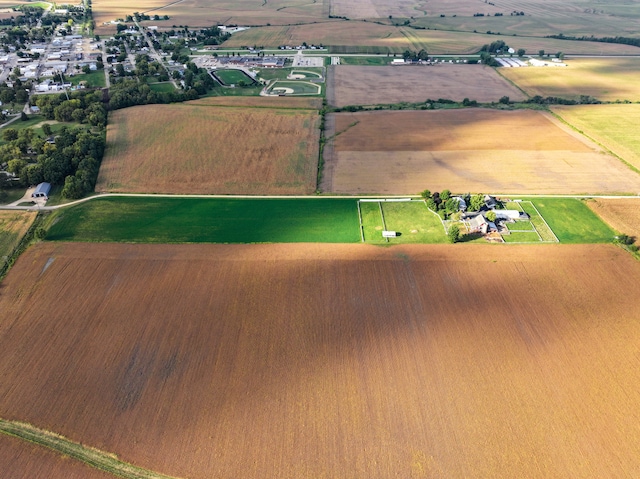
xmin=215 ymin=69 xmax=255 ymax=85
xmin=528 ymin=198 xmax=616 ymax=243
xmin=269 ymin=81 xmax=321 ymax=95
xmin=360 ymin=200 xmax=447 ymax=244
xmin=149 ymin=82 xmax=176 ymax=92
xmin=46 ymin=197 xmax=361 ymax=243
xmin=338 ymin=56 xmax=392 ymax=66
xmin=503 ymin=232 xmax=541 ymax=243
xmin=70 ymin=71 xmax=106 ymax=88
xmin=204 ymin=84 xmax=263 ymax=97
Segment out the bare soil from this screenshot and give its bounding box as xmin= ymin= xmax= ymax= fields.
xmin=322 ymin=109 xmax=640 ymax=194
xmin=328 ymin=64 xmax=527 ymax=107
xmin=2 ymin=242 xmax=640 ymax=478
xmin=0 ymin=434 xmax=114 ymax=479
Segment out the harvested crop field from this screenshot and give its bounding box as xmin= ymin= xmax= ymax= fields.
xmin=188 ymin=96 xmax=323 ymax=110
xmin=327 ymin=64 xmax=526 ymax=106
xmin=96 ymin=103 xmax=320 ymax=195
xmin=94 ymin=0 xmax=323 ymax=33
xmin=0 ymin=434 xmax=114 ymax=479
xmin=322 ymin=109 xmax=640 ymax=194
xmin=2 ymin=242 xmax=640 ymax=478
xmin=92 ymin=0 xmax=167 ymax=33
xmin=0 ymin=211 xmax=36 ymax=260
xmin=552 ymin=104 xmax=640 ymax=171
xmin=586 ymin=198 xmax=640 ymax=245
xmin=500 ymin=58 xmax=640 ymax=102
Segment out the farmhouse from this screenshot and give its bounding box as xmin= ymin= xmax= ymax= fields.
xmin=31 ymin=182 xmax=51 ymax=199
xmin=466 ymin=213 xmax=500 ymax=235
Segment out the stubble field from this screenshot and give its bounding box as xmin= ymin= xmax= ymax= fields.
xmin=586 ymin=198 xmax=640 ymax=245
xmin=93 ymin=0 xmax=324 ymax=33
xmin=225 ymin=22 xmax=640 ymax=55
xmin=96 ymin=103 xmax=320 ymax=195
xmin=322 ymin=109 xmax=640 ymax=194
xmin=500 ymin=58 xmax=640 ymax=102
xmin=0 ymin=211 xmax=36 ymax=260
xmin=327 ymin=64 xmax=526 ymax=107
xmin=2 ymin=242 xmax=640 ymax=478
xmin=552 ymin=104 xmax=640 ymax=171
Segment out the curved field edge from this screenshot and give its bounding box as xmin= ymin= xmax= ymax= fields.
xmin=0 ymin=418 xmax=184 ymax=479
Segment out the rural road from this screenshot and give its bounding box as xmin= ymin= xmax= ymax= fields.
xmin=1 ymin=192 xmax=639 ymax=212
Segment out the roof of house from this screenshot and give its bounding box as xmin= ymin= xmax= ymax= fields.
xmin=33 ymin=182 xmax=51 ymax=196
xmin=468 ymin=214 xmax=487 ymax=229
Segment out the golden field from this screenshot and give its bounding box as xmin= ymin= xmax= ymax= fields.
xmin=322 ymin=109 xmax=640 ymax=195
xmin=96 ymin=103 xmax=320 ymax=195
xmin=552 ymin=104 xmax=640 ymax=171
xmin=501 ymin=58 xmax=640 ymax=102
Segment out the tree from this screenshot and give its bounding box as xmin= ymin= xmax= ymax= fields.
xmin=499 ymin=95 xmax=510 ymax=104
xmin=538 ymin=49 xmax=545 ymax=57
xmin=2 ymin=128 xmax=18 ymax=142
xmin=486 ymin=210 xmax=497 ymax=222
xmin=20 ymin=111 xmax=28 ymax=121
xmin=517 ymin=48 xmax=525 ymax=57
xmin=469 ymin=194 xmax=484 ymax=211
xmin=420 ymin=189 xmax=431 ymax=199
xmin=440 ymin=189 xmax=451 ymax=201
xmin=447 ymin=224 xmax=461 ymax=243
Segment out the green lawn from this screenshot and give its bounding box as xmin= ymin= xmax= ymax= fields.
xmin=70 ymin=71 xmax=106 ymax=88
xmin=339 ymin=56 xmax=392 ymax=66
xmin=149 ymin=82 xmax=176 ymax=92
xmin=46 ymin=197 xmax=361 ymax=243
xmin=503 ymin=232 xmax=541 ymax=243
xmin=360 ymin=201 xmax=383 ymax=241
xmin=528 ymin=198 xmax=616 ymax=243
xmin=204 ymin=84 xmax=263 ymax=96
xmin=269 ymin=81 xmax=321 ymax=95
xmin=215 ymin=69 xmax=255 ymax=85
xmin=361 ymin=200 xmax=447 ymax=244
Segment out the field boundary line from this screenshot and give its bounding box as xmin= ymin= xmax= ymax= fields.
xmin=549 ymin=109 xmax=640 ymax=176
xmin=525 ymin=200 xmax=559 ymax=243
xmin=378 ymin=201 xmax=388 ymax=242
xmin=0 ymin=418 xmax=185 ymax=479
xmin=356 ymin=200 xmax=364 ymax=242
xmin=419 ymin=201 xmax=448 ymax=234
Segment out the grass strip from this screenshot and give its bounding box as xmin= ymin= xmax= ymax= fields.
xmin=0 ymin=212 xmax=47 ymax=282
xmin=0 ymin=418 xmax=185 ymax=479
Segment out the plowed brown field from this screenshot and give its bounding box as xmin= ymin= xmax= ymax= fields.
xmin=96 ymin=103 xmax=320 ymax=195
xmin=0 ymin=435 xmax=114 ymax=479
xmin=2 ymin=242 xmax=640 ymax=478
xmin=586 ymin=198 xmax=640 ymax=245
xmin=322 ymin=109 xmax=640 ymax=194
xmin=327 ymin=65 xmax=526 ymax=107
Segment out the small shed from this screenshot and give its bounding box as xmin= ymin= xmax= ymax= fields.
xmin=494 ymin=210 xmax=521 ymax=221
xmin=32 ymin=182 xmax=51 ymax=199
